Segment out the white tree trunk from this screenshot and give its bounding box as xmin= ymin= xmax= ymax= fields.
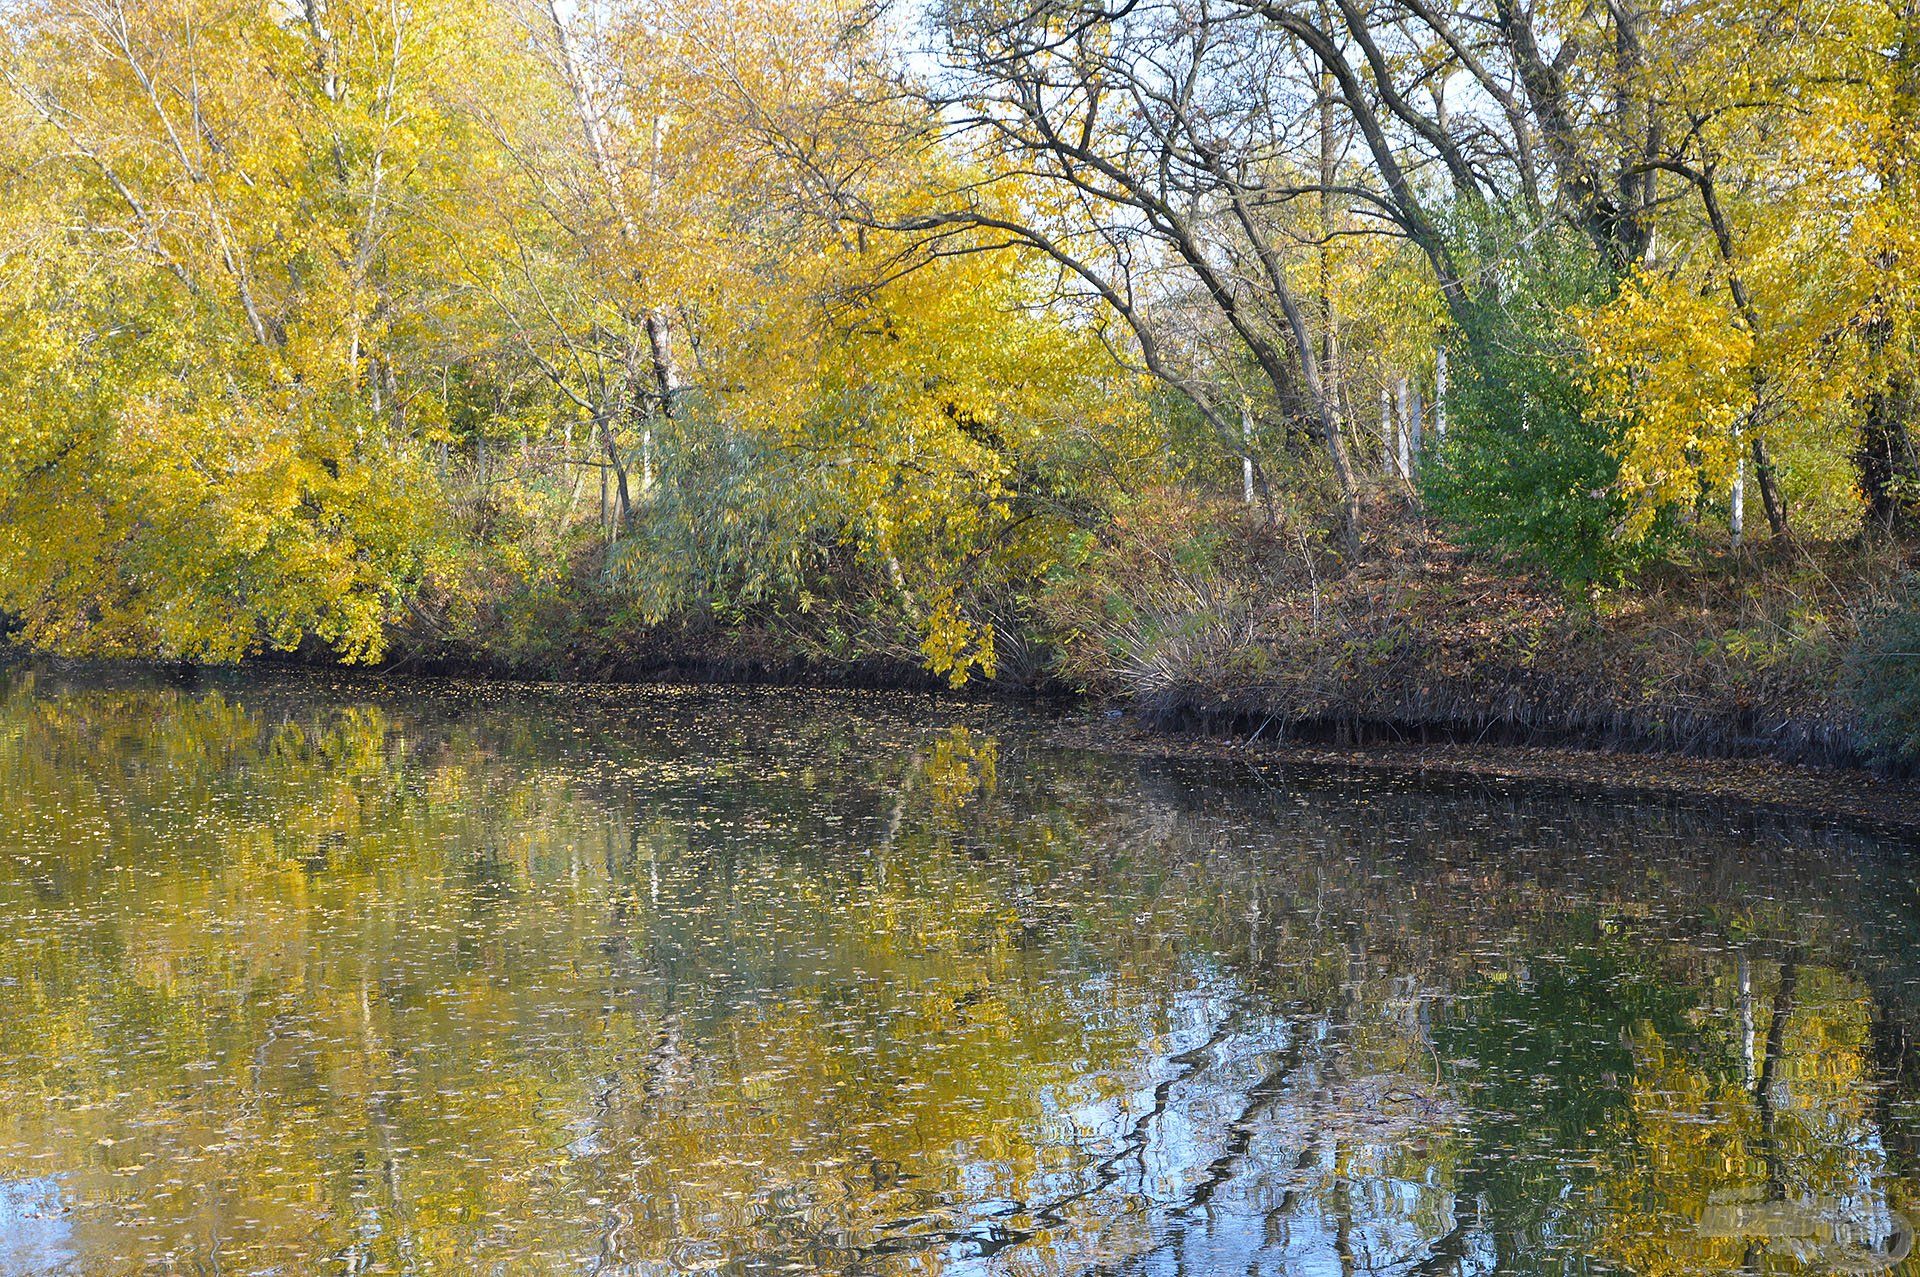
xmin=1395 ymin=377 xmax=1412 ymax=479
xmin=1381 ymin=384 xmax=1395 ymax=477
xmin=1731 ymin=440 xmax=1746 ymax=548
xmin=1408 ymin=378 xmax=1424 ymax=463
xmin=1434 ymin=348 xmax=1448 ymax=444
xmin=1241 ymin=404 xmax=1255 ymax=505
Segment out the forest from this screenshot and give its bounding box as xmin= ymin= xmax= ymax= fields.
xmin=2 ymin=0 xmax=1919 ymax=765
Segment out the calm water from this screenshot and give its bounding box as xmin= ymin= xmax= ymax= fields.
xmin=1 ymin=663 xmax=1918 ymax=1275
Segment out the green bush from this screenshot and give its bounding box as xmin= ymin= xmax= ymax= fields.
xmin=1848 ymin=590 xmax=1920 ymax=767
xmin=1421 ymin=223 xmax=1678 ymax=593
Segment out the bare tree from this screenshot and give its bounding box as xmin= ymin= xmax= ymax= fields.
xmin=902 ymin=0 xmax=1377 ymax=545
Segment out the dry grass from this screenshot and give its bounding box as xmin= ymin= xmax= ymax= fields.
xmin=1040 ymin=490 xmax=1920 ymax=768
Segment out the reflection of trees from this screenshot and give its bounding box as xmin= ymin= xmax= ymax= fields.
xmin=0 ymin=663 xmax=1917 ymax=1273
xmin=991 ymin=760 xmax=1920 ymax=1275
xmin=1570 ymin=954 xmax=1915 ymax=1275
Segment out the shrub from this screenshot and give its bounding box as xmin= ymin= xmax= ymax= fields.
xmin=1848 ymin=587 xmax=1920 ymax=767
xmin=1034 ymin=487 xmax=1298 ymax=696
xmin=1421 ymin=223 xmax=1679 ymax=594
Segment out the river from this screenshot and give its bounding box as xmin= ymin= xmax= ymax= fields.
xmin=0 ymin=660 xmax=1916 ymax=1274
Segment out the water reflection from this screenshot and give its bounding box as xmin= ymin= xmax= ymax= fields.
xmin=0 ymin=661 xmax=1917 ymax=1274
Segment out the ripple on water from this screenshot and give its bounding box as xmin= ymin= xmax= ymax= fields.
xmin=0 ymin=663 xmax=1915 ymax=1274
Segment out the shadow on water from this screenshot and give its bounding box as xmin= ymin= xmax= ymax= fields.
xmin=0 ymin=660 xmax=1917 ymax=1275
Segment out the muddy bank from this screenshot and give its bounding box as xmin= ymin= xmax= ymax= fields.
xmin=1051 ymin=714 xmax=1920 ymax=835
xmin=1042 ymin=520 xmax=1920 ymax=774
xmin=1117 ymin=646 xmax=1869 ymax=770
xmin=9 ymin=639 xmax=1916 ymax=829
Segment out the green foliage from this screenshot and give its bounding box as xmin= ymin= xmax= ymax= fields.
xmin=1421 ymin=227 xmax=1676 ymax=593
xmin=616 ymin=424 xmax=832 ymax=626
xmin=1847 ymin=587 xmax=1920 ymax=767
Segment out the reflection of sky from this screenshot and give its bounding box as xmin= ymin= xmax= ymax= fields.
xmin=0 ymin=1177 xmax=73 ymax=1277
xmin=1116 ymin=1001 xmax=1455 ymax=1275
xmin=936 ymin=969 xmax=1464 ymax=1275
xmin=5 ymin=669 xmax=1920 ymax=1275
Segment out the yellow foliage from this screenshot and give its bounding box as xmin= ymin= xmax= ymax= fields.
xmin=1582 ymin=273 xmax=1754 ymax=535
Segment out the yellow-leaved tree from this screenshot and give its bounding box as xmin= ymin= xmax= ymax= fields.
xmin=1577 ymin=0 xmax=1905 ymax=544
xmin=0 ymin=0 xmax=538 ymax=659
xmin=488 ymin=0 xmax=1161 ymax=685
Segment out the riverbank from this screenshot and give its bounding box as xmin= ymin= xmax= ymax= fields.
xmin=1035 ymin=495 xmax=1920 ymax=774
xmin=10 ymin=641 xmax=1917 ymax=833
xmin=1051 ymin=715 xmax=1920 ymax=836
xmin=343 ymin=498 xmax=1919 ymax=779
xmin=8 ymin=493 xmax=1919 ymax=799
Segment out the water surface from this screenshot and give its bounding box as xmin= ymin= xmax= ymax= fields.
xmin=1 ymin=662 xmax=1917 ymax=1274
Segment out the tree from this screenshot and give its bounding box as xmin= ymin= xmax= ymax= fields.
xmin=0 ymin=0 xmax=528 ymax=658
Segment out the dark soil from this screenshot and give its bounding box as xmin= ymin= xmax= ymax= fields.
xmin=1050 ymin=714 xmax=1920 ymax=835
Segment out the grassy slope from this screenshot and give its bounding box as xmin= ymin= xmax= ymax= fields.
xmin=1042 ymin=494 xmax=1918 ymax=769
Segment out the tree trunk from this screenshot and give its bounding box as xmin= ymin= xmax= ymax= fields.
xmin=646 ymin=308 xmax=679 ymax=419
xmin=1317 ymin=61 xmax=1346 ymax=470
xmin=1408 ymin=377 xmax=1424 ymax=463
xmin=1860 ymin=368 xmax=1918 ymax=532
xmin=1241 ymin=405 xmax=1256 ymax=506
xmin=1274 ymin=288 xmax=1359 ymax=549
xmin=1751 ymin=435 xmax=1787 ymax=539
xmin=643 ymin=308 xmax=680 ymax=494
xmin=1395 ymin=378 xmax=1413 ymax=479
xmin=1730 ymin=441 xmax=1745 ymax=548
xmin=1381 ymin=384 xmax=1395 ymax=477
xmin=1208 ymin=179 xmax=1356 ymax=546
xmin=599 ymin=415 xmax=632 ymax=532
xmin=1688 ymin=163 xmax=1788 ymax=541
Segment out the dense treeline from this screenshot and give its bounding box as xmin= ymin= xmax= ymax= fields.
xmin=2 ymin=0 xmax=1918 ymax=754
